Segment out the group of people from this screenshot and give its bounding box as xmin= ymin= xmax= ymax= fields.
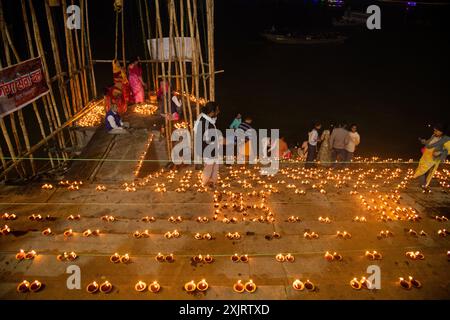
xmin=304 ymin=122 xmax=360 ymax=168
xmin=104 ymin=57 xmax=145 ymax=134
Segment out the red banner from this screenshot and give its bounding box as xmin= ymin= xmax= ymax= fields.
xmin=0 ymin=57 xmax=49 ymax=117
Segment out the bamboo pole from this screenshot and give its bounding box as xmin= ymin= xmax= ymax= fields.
xmin=193 ymin=0 xmax=208 ymax=101
xmin=74 ymin=0 xmax=89 ymax=106
xmin=85 ymin=0 xmax=97 ymax=97
xmin=155 ymin=0 xmax=170 ymax=156
xmin=62 ymin=0 xmax=83 ymax=113
xmin=172 ymin=0 xmax=194 ymax=132
xmin=206 ymin=0 xmax=215 ymax=100
xmin=143 ymin=0 xmax=156 ymax=92
xmin=138 ymin=0 xmax=151 ymax=93
xmin=121 ymin=0 xmax=125 ymax=67
xmin=188 ymin=0 xmax=201 ymax=115
xmin=144 ymin=0 xmax=159 ymax=91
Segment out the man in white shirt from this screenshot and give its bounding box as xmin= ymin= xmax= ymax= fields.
xmin=344 ymin=124 xmax=360 ymax=163
xmin=105 ymin=104 xmax=129 ymax=134
xmin=305 ymin=122 xmax=322 ymax=168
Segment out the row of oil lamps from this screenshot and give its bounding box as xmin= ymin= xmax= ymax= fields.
xmin=14 ymin=275 xmax=433 ymax=294
xmin=16 ymin=250 xmax=445 ymax=263
xmin=3 ymin=224 xmax=448 ymax=240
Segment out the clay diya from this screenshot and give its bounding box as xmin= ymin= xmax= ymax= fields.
xmin=197 ymin=279 xmax=209 ymax=291
xmin=350 ymin=278 xmax=362 ymax=290
xmin=244 ymin=280 xmax=257 ymax=293
xmin=149 ymin=281 xmax=160 ymax=293
xmin=29 ymin=280 xmax=42 ymax=292
xmin=204 ymin=254 xmax=213 ymax=263
xmin=25 ymin=250 xmax=36 ymax=260
xmin=17 ymin=280 xmax=30 ymax=293
xmin=99 ymin=281 xmax=113 ymax=293
xmin=292 ymin=279 xmax=305 ymax=291
xmin=304 ymin=280 xmax=315 ymax=291
xmin=184 ymin=280 xmax=196 ymax=292
xmin=233 ymin=280 xmax=245 ymax=293
xmin=120 ymin=253 xmax=130 ymax=263
xmin=86 ymin=281 xmax=99 ymax=293
xmin=135 ymin=281 xmax=147 ymax=292
xmin=41 ymin=228 xmax=52 ymax=236
xmin=16 ymin=249 xmax=26 ymax=261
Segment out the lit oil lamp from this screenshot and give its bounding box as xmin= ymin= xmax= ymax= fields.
xmin=42 ymin=228 xmax=52 ymax=236
xmin=336 ymin=231 xmax=352 ymax=239
xmin=120 ymin=253 xmax=130 ymax=263
xmin=134 ymin=231 xmax=142 ymax=239
xmin=197 ymin=279 xmax=209 ymax=291
xmin=63 ymin=229 xmax=73 ymax=237
xmin=0 ymin=224 xmax=11 ymax=235
xmin=17 ymin=280 xmax=30 ymax=293
xmin=193 ymin=254 xmax=203 ymax=263
xmin=194 ymin=233 xmax=202 ymax=240
xmin=29 ymin=280 xmax=42 ymax=292
xmin=67 ymin=214 xmax=81 ymax=221
xmin=184 ymin=280 xmax=196 ymax=292
xmin=409 ymin=276 xmax=422 ymax=288
xmin=350 ymin=278 xmax=362 ymax=290
xmin=135 ymin=281 xmax=147 ymax=292
xmin=165 ymin=254 xmax=175 ymax=263
xmin=149 ymin=281 xmax=160 ymax=293
xmin=304 ymin=280 xmax=315 ymax=291
xmin=231 ymin=253 xmax=240 ymax=262
xmin=292 ymin=279 xmax=305 ymax=291
xmin=141 ymin=230 xmax=150 ymax=238
xmin=233 ymin=280 xmax=245 ymax=293
xmin=99 ymin=281 xmax=113 ymax=293
xmin=165 ymin=232 xmax=173 ymax=239
xmin=25 ymin=250 xmax=36 ymax=260
xmin=244 ymin=280 xmax=257 ymax=293
xmin=86 ymin=281 xmax=99 ymax=293
xmin=204 ymin=254 xmax=213 ymax=263
xmin=156 ymin=253 xmax=165 ymax=262
xmin=16 ymin=249 xmax=26 ymax=260
xmin=275 ymin=254 xmax=285 ymax=262
xmin=68 ymin=252 xmax=77 ymax=261
xmin=110 ymin=254 xmax=122 ymax=265
xmin=83 ymin=229 xmax=92 ymax=237
xmin=399 ymin=277 xmax=412 ymax=290
xmin=438 ymin=229 xmax=448 ymax=237
xmin=324 ymin=251 xmax=334 ymax=262
xmin=285 ymin=253 xmax=294 ymax=262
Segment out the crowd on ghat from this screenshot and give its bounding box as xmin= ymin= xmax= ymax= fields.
xmin=97 ymin=61 xmax=450 ymax=192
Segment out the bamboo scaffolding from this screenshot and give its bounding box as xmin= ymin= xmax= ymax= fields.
xmin=29 ymin=0 xmax=67 ymax=162
xmin=20 ymin=0 xmax=55 ymax=169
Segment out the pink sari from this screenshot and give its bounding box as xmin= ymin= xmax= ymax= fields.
xmin=128 ymin=63 xmax=144 ymax=104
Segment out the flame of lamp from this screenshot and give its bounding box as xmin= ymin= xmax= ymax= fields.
xmin=197 ymin=279 xmax=209 ymax=291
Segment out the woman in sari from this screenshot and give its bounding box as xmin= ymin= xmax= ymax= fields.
xmin=128 ymin=57 xmax=145 ymax=104
xmin=318 ymin=125 xmax=333 ymax=167
xmin=112 ymin=59 xmax=130 ymax=114
xmin=413 ymin=124 xmax=450 ymax=191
